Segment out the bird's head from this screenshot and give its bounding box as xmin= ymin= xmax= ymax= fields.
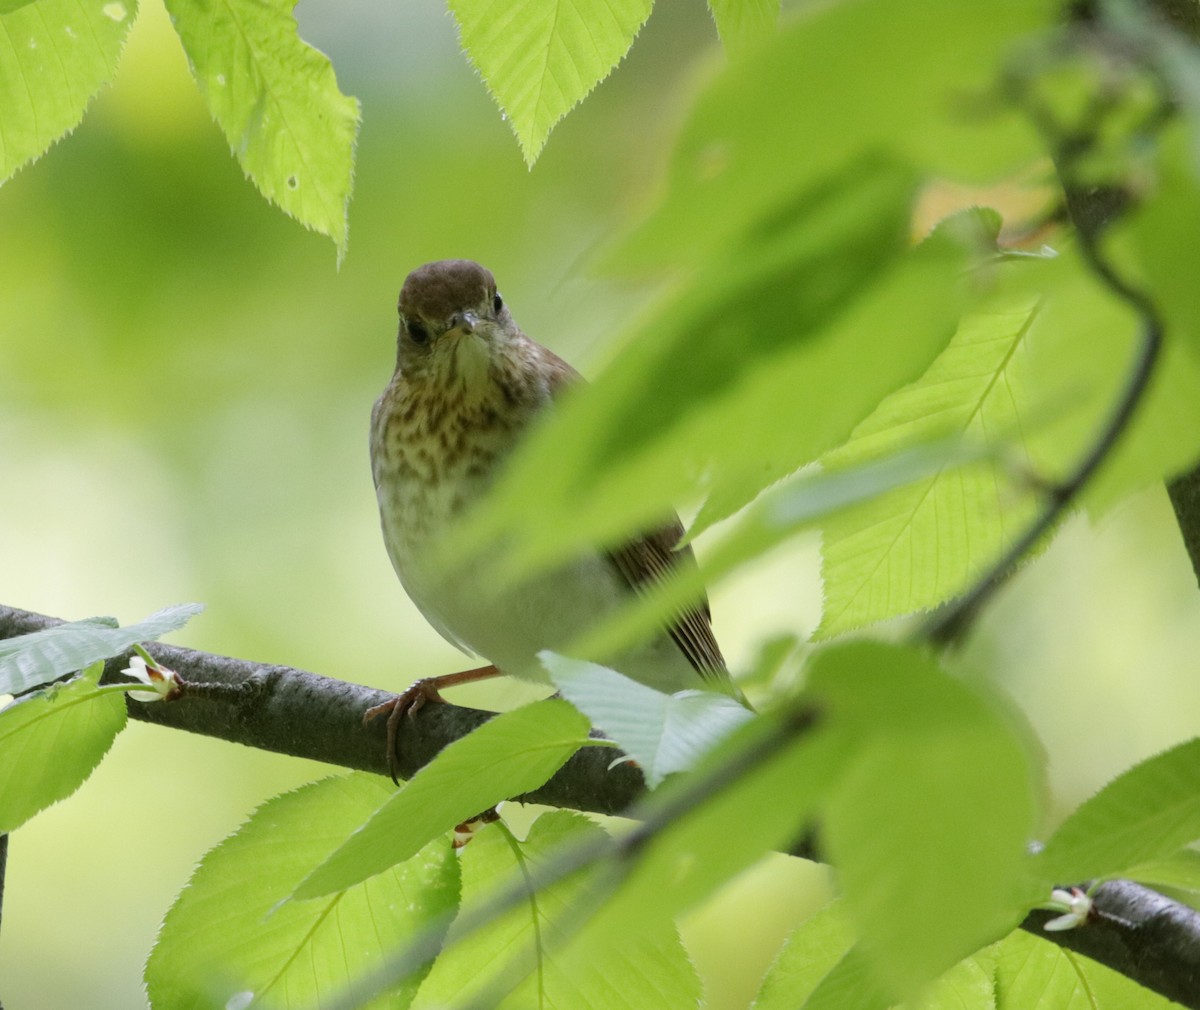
xmin=394 ymin=260 xmax=516 ymax=381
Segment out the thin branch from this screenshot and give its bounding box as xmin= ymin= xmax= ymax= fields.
xmin=925 ymin=60 xmax=1167 ymax=645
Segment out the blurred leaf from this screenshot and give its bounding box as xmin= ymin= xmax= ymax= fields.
xmin=1125 ymin=848 xmax=1200 ymax=896
xmin=992 ymin=929 xmax=1175 ymax=1010
xmin=0 ymin=603 xmax=202 ymax=695
xmin=589 ymin=709 xmax=831 ymax=940
xmin=816 ymin=299 xmax=1042 ymax=638
xmin=753 ymin=902 xmax=856 ymax=1010
xmin=1035 ymin=736 xmax=1200 ymax=884
xmin=448 ymin=0 xmax=652 ymax=165
xmin=542 ymin=652 xmax=752 ymax=787
xmin=807 ymin=641 xmax=1039 ymax=999
xmin=614 ymin=0 xmax=1049 ymax=271
xmin=452 ymin=157 xmax=950 ymax=581
xmin=690 ymin=213 xmax=981 ymax=537
xmin=0 ymin=0 xmax=137 ymax=183
xmin=0 ymin=662 xmax=125 ymax=832
xmin=708 ymin=0 xmax=778 ymax=59
xmin=164 ymin=0 xmax=360 ymax=259
xmin=145 ymin=774 xmax=459 ymax=1010
xmin=293 ymin=699 xmax=590 ymax=900
xmin=573 ymin=440 xmax=987 ymax=688
xmin=413 ymin=812 xmax=701 ymax=1008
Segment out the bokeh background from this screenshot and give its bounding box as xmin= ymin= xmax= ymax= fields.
xmin=2 ymin=1 xmax=1200 ymax=1007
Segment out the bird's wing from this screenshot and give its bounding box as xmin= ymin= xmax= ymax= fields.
xmin=541 ymin=345 xmax=729 ymax=685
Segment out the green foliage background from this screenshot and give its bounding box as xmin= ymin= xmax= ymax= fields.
xmin=2 ymin=0 xmax=1200 ymax=1007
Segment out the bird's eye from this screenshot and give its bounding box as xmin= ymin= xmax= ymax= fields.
xmin=408 ymin=320 xmax=429 ymax=345
xmin=493 ymin=292 xmax=504 ymax=314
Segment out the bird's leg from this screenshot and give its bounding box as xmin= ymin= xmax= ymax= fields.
xmin=363 ymin=664 xmax=501 ymax=783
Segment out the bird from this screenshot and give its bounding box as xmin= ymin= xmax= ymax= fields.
xmin=367 ymin=259 xmax=735 ymax=774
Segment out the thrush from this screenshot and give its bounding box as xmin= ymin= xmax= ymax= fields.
xmin=367 ymin=259 xmax=735 ymax=775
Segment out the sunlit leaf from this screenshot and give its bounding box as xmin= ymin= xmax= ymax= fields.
xmin=164 ymin=0 xmax=360 ymax=259
xmin=145 ymin=774 xmax=460 ymax=1010
xmin=708 ymin=0 xmax=779 ymax=59
xmin=992 ymin=929 xmax=1176 ymax=1010
xmin=448 ymin=0 xmax=652 ymax=165
xmin=413 ymin=812 xmax=701 ymax=1008
xmin=807 ymin=642 xmax=1040 ymax=998
xmin=0 ymin=663 xmax=125 ymax=832
xmin=1036 ymin=736 xmax=1200 ymax=884
xmin=753 ymin=902 xmax=856 ymax=1010
xmin=0 ymin=0 xmax=137 ymax=183
xmin=293 ymin=699 xmax=590 ymax=900
xmin=542 ymin=652 xmax=752 ymax=787
xmin=816 ymin=300 xmax=1042 ymax=638
xmin=1125 ymin=848 xmax=1200 ymax=896
xmin=800 ymin=945 xmax=891 ymax=1010
xmin=0 ymin=603 xmax=202 ymax=695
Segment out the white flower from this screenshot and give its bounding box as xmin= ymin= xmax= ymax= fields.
xmin=0 ymin=694 xmax=14 ymax=712
xmin=1042 ymin=886 xmax=1093 ymax=931
xmin=122 ymin=653 xmax=183 ymax=703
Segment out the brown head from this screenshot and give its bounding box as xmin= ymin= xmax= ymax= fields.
xmin=394 ymin=260 xmax=519 ymax=381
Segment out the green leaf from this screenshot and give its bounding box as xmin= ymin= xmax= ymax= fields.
xmin=807 ymin=642 xmax=1040 ymax=998
xmin=707 ymin=0 xmax=779 ymax=59
xmin=0 ymin=603 xmax=203 ymax=695
xmin=447 ymin=0 xmax=652 ymax=165
xmin=615 ymin=0 xmax=1050 ymax=272
xmin=1035 ymin=736 xmax=1200 ymax=884
xmin=145 ymin=773 xmax=460 ymax=1010
xmin=541 ymin=652 xmax=752 ymax=787
xmin=1125 ymin=848 xmax=1200 ymax=896
xmin=992 ymin=929 xmax=1175 ymax=1010
xmin=816 ymin=299 xmax=1042 ymax=638
xmin=753 ymin=902 xmax=856 ymax=1010
xmin=294 ymin=699 xmax=591 ymax=900
xmin=413 ymin=812 xmax=701 ymax=1008
xmin=0 ymin=662 xmax=126 ymax=831
xmin=801 ymin=946 xmax=892 ymax=1010
xmin=591 ymin=709 xmax=831 ymax=939
xmin=450 ymin=158 xmax=944 ymax=583
xmin=0 ymin=0 xmax=137 ymax=183
xmin=163 ymin=0 xmax=360 ymax=260
xmin=572 ymin=441 xmax=984 ymax=670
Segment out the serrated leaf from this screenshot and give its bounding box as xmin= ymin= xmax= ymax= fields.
xmin=414 ymin=811 xmax=701 ymax=1008
xmin=145 ymin=773 xmax=460 ymax=1010
xmin=992 ymin=929 xmax=1176 ymax=1010
xmin=801 ymin=946 xmax=892 ymax=1010
xmin=708 ymin=0 xmax=779 ymax=59
xmin=0 ymin=0 xmax=137 ymax=183
xmin=542 ymin=652 xmax=752 ymax=787
xmin=753 ymin=902 xmax=856 ymax=1010
xmin=0 ymin=663 xmax=126 ymax=831
xmin=0 ymin=603 xmax=203 ymax=695
xmin=816 ymin=300 xmax=1042 ymax=638
xmin=448 ymin=0 xmax=652 ymax=165
xmin=1036 ymin=736 xmax=1200 ymax=884
xmin=164 ymin=0 xmax=360 ymax=259
xmin=808 ymin=642 xmax=1039 ymax=999
xmin=293 ymin=699 xmax=590 ymax=900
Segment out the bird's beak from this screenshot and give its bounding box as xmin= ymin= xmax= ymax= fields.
xmin=448 ymin=310 xmax=481 ymax=335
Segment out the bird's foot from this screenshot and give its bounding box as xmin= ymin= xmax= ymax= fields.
xmin=363 ymin=664 xmax=501 ymax=783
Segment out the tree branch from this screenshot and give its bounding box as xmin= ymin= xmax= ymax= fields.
xmin=4 ymin=602 xmax=1200 ymax=1006
xmin=0 ymin=604 xmax=644 ymax=817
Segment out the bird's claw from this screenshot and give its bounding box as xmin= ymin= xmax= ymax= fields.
xmin=363 ymin=679 xmax=448 ymax=784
